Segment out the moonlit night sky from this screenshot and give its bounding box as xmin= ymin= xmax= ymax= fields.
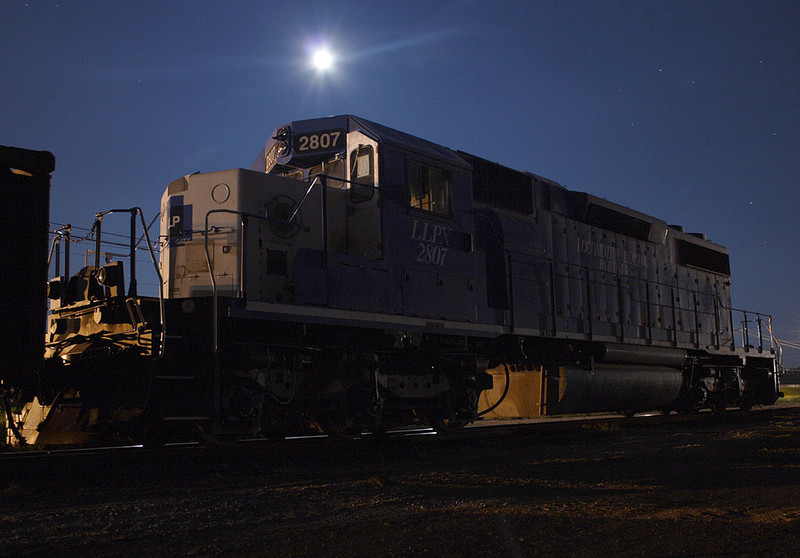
xmin=4 ymin=1 xmax=800 ymax=365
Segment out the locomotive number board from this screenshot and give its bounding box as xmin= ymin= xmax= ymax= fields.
xmin=293 ymin=129 xmax=346 ymax=153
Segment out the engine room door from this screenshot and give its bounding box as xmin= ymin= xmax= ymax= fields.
xmin=345 ymin=131 xmax=381 ymax=260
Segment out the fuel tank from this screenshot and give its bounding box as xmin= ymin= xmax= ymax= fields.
xmin=553 ymin=364 xmax=684 ymax=414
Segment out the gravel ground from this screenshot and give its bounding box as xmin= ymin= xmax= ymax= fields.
xmin=3 ymin=408 xmax=800 ymax=557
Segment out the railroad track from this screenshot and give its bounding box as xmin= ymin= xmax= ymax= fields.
xmin=2 ymin=404 xmax=796 ymax=466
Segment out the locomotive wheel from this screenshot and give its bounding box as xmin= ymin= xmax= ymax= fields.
xmin=196 ymin=422 xmax=238 ymax=447
xmin=317 ymin=415 xmax=362 ymax=439
xmin=140 ymin=422 xmax=166 ymax=449
xmin=366 ymin=425 xmax=388 ymax=437
xmin=738 ymin=395 xmax=753 ymax=412
xmin=430 ymin=417 xmax=466 ymax=434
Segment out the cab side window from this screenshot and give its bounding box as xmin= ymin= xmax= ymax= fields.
xmin=324 ymin=158 xmax=345 ymax=188
xmin=307 ymin=157 xmax=345 ymax=188
xmin=350 ymin=145 xmax=374 ymax=185
xmin=349 ymin=145 xmax=375 ymax=202
xmin=410 ymin=163 xmax=451 ymax=216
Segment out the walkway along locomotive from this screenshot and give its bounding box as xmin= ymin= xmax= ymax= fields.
xmin=1 ymin=116 xmax=784 ymax=447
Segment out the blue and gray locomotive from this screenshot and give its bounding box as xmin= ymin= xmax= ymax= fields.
xmin=1 ymin=116 xmax=783 ymax=446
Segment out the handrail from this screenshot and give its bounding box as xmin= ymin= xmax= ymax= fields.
xmin=48 ymin=225 xmax=72 ymax=307
xmin=715 ymin=296 xmax=777 ymax=351
xmin=94 ymin=208 xmax=165 ymax=359
xmin=716 ymin=298 xmax=783 ymax=369
xmin=733 ymin=309 xmax=778 ymax=353
xmin=47 ymin=224 xmax=71 ymax=274
xmin=456 ymin=229 xmax=780 ymax=359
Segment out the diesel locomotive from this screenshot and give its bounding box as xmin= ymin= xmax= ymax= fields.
xmin=1 ymin=115 xmax=783 ymax=447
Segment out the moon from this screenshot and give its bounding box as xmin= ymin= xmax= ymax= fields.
xmin=312 ymin=48 xmax=334 ymax=72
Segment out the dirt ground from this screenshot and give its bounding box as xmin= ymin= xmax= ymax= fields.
xmin=3 ymin=407 xmax=800 ymax=557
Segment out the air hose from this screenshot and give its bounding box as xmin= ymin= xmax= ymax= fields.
xmin=477 ymin=363 xmax=511 ymax=417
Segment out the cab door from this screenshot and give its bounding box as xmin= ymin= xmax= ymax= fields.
xmin=345 ymin=131 xmax=381 ymax=260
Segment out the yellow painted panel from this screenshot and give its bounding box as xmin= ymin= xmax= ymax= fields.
xmin=478 ymin=365 xmax=546 ymax=419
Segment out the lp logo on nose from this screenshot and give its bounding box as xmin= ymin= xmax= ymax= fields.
xmin=168 ymin=196 xmax=192 ymax=245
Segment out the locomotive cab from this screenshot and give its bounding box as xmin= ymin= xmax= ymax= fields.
xmin=160 ymin=117 xmax=384 ymax=306
xmin=160 ymin=115 xmax=481 ymax=324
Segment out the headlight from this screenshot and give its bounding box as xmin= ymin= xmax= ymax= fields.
xmin=276 ymin=141 xmax=289 ymax=157
xmin=274 ymin=127 xmax=290 ymax=157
